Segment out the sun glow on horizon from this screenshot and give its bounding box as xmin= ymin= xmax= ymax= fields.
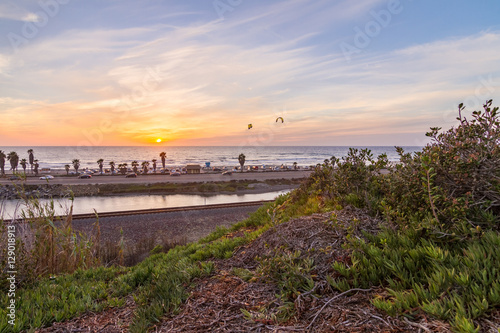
xmin=156 ymin=138 xmax=162 ymax=143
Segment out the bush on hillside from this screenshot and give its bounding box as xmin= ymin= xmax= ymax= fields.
xmin=315 ymin=100 xmax=500 ymax=332
xmin=424 ymin=100 xmax=499 ymax=227
xmin=293 ymin=148 xmax=388 ymax=213
xmin=385 ymin=100 xmax=500 ymax=236
xmin=300 ymin=100 xmax=499 ymax=238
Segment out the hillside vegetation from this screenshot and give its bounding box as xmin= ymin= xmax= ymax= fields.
xmin=0 ymin=101 xmax=499 ymax=332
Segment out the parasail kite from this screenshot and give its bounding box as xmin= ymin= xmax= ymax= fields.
xmin=248 ymin=124 xmax=253 ymax=129
xmin=276 ymin=117 xmax=284 ymax=123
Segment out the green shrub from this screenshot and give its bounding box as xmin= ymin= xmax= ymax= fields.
xmin=292 ymin=148 xmax=388 ymax=215
xmin=300 ymin=100 xmax=499 ymax=239
xmin=386 ymin=100 xmax=499 ymax=236
xmin=300 ymin=101 xmax=500 ymax=331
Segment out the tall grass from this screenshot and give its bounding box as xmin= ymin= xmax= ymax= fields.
xmin=1 ymin=190 xmax=101 ymax=291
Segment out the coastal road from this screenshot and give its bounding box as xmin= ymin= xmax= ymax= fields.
xmin=0 ymin=170 xmax=312 ymax=186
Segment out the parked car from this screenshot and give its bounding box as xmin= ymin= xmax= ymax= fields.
xmin=78 ymin=174 xmax=92 ymax=179
xmin=222 ymin=171 xmax=232 ymax=176
xmin=39 ymin=175 xmax=54 ymax=180
xmin=170 ymin=171 xmax=181 ymax=176
xmin=9 ymin=175 xmax=21 ymax=180
xmin=125 ymin=173 xmax=137 ymax=178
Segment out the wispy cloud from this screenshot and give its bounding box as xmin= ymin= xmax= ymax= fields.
xmin=1 ymin=1 xmax=499 ymax=146
xmin=0 ymin=3 xmax=39 ymax=22
xmin=0 ymin=54 xmax=10 ymax=75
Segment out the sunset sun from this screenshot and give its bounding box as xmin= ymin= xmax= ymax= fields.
xmin=156 ymin=138 xmax=162 ymax=143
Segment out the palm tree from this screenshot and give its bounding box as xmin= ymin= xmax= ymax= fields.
xmin=293 ymin=162 xmax=298 ymax=170
xmin=64 ymin=164 xmax=70 ymax=175
xmin=20 ymin=159 xmax=28 ymax=174
xmin=72 ymin=159 xmax=80 ymax=173
xmin=132 ymin=161 xmax=139 ymax=174
xmin=97 ymin=159 xmax=104 ymax=174
xmin=238 ymin=153 xmax=246 ymax=172
xmin=119 ymin=163 xmax=128 ymax=175
xmin=160 ymin=152 xmax=166 ymax=171
xmin=7 ymin=152 xmax=19 ymax=172
xmin=0 ymin=150 xmax=6 ymax=176
xmin=33 ymin=160 xmax=39 ymax=176
xmin=28 ymin=149 xmax=34 ymax=173
xmin=141 ymin=161 xmax=149 ymax=174
xmin=152 ymin=159 xmax=157 ymax=173
xmin=109 ymin=161 xmax=115 ymax=174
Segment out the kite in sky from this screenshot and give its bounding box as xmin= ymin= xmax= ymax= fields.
xmin=248 ymin=117 xmax=284 ymax=130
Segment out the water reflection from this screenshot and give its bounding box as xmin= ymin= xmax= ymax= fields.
xmin=1 ymin=190 xmax=290 ymax=219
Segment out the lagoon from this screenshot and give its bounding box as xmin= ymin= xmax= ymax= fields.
xmin=0 ymin=190 xmax=290 ymax=219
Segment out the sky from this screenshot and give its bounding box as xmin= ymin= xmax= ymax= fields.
xmin=1 ymin=0 xmax=500 ymax=147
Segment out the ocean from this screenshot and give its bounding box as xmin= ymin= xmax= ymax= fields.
xmin=0 ymin=146 xmax=422 ymax=170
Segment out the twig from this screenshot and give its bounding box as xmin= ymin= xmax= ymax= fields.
xmin=403 ymin=317 xmax=431 ymax=332
xmin=370 ymin=314 xmax=391 ymax=327
xmin=265 ymin=325 xmax=306 ymax=331
xmin=306 ymin=288 xmax=371 ymax=331
xmin=305 ymin=230 xmax=324 ymax=240
xmin=425 ymin=168 xmax=440 ymax=223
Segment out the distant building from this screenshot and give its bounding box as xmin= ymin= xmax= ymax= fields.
xmin=186 ymin=164 xmax=201 ymax=174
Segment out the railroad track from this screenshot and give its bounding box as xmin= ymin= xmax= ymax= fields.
xmin=71 ymin=200 xmax=273 ymax=220
xmin=6 ymin=200 xmax=273 ymax=222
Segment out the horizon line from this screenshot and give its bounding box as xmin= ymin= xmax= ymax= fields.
xmin=0 ymin=145 xmax=425 ymax=148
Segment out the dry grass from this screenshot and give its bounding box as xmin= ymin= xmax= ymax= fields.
xmin=156 ymin=207 xmax=438 ymax=332
xmin=1 ymin=198 xmax=101 ymax=289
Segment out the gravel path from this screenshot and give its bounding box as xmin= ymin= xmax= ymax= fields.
xmin=71 ymin=205 xmax=261 ymax=246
